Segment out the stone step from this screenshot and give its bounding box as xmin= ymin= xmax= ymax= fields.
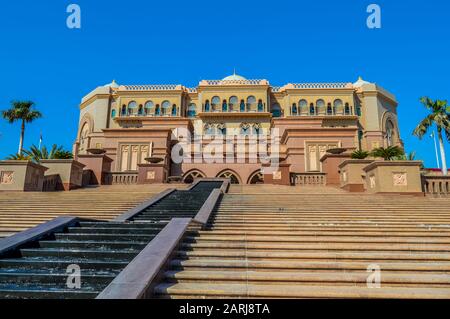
xmin=154 ymin=282 xmax=450 ymax=299
xmin=169 ymin=259 xmax=450 ymax=272
xmin=19 ymin=248 xmax=139 ymax=261
xmin=181 ymin=242 xmax=450 ymax=251
xmin=67 ymin=227 xmax=161 ymax=235
xmin=164 ymin=270 xmax=450 ymax=285
xmin=176 ymin=250 xmax=450 ymax=261
xmin=184 ymin=235 xmax=450 ymax=244
xmin=195 ymin=230 xmax=450 ymax=237
xmin=39 ymin=240 xmax=148 ymax=250
xmin=55 ymin=233 xmax=155 ymax=242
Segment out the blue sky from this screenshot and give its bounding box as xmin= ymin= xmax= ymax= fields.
xmin=0 ymin=0 xmax=449 ymax=167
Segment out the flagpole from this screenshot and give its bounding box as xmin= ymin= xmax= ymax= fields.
xmin=431 ymin=131 xmax=440 ymax=169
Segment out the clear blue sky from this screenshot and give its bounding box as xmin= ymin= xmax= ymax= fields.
xmin=0 ymin=0 xmax=449 ymax=167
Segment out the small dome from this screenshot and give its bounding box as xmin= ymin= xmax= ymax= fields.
xmin=222 ymin=72 xmax=247 ymax=81
xmin=103 ymin=80 xmax=120 ymax=89
xmin=353 ymin=76 xmax=371 ymax=88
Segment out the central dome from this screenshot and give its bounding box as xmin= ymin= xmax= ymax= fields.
xmin=222 ymin=73 xmax=247 ymax=81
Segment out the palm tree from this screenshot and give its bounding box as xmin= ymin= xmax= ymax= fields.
xmin=413 ymin=97 xmax=450 ymax=175
xmin=23 ymin=144 xmax=73 ymax=163
xmin=351 ymin=150 xmax=369 ymax=159
xmin=1 ymin=101 xmax=42 ymax=155
xmin=370 ymin=146 xmax=404 ymax=161
xmin=5 ymin=153 xmax=31 ymax=160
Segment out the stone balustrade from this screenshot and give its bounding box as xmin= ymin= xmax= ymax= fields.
xmin=290 ymin=172 xmax=327 ymax=186
xmin=103 ymin=172 xmax=138 ymax=185
xmin=422 ymin=175 xmax=450 ymax=196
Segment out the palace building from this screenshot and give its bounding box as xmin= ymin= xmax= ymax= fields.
xmin=74 ymin=73 xmax=403 ymax=184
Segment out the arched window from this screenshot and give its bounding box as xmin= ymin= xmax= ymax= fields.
xmin=144 ymin=101 xmax=154 ymax=116
xmin=240 ymin=100 xmax=245 ymax=112
xmin=121 ymin=105 xmax=127 ymax=116
xmin=344 ymin=103 xmax=351 ymax=115
xmin=138 ymin=104 xmax=144 ymax=116
xmin=187 ymin=103 xmax=196 ymax=118
xmin=205 ymin=124 xmax=215 ymax=136
xmin=355 ymin=104 xmax=361 ymax=116
xmin=229 ymin=96 xmax=238 ymax=111
xmin=240 ymin=123 xmax=250 ymax=136
xmin=155 ymin=104 xmax=161 ymax=116
xmin=128 ymin=101 xmax=137 ymax=115
xmin=327 ymin=103 xmax=333 ymax=115
xmin=248 ymin=170 xmax=264 ymax=184
xmin=299 ymin=99 xmax=308 ymax=115
xmin=316 ymin=99 xmax=325 ymax=114
xmin=217 ymin=124 xmax=226 ymax=136
xmin=271 ymin=103 xmax=281 ymax=118
xmin=171 ymin=104 xmax=177 ymax=116
xmin=247 ymin=96 xmax=256 ymax=111
xmin=257 ymin=100 xmax=264 ymax=112
xmin=386 ymin=120 xmax=395 ymax=146
xmin=204 ymin=100 xmax=210 ymax=112
xmin=111 ymin=109 xmax=116 ymax=118
xmin=217 ymin=170 xmax=240 ymax=184
xmin=79 ymin=123 xmax=90 ymax=153
xmin=183 ymin=170 xmax=206 ymax=184
xmin=162 ymin=101 xmax=171 ymax=115
xmin=222 ymin=100 xmax=227 ymax=112
xmin=211 ymin=96 xmax=221 ymax=111
xmin=252 ymin=123 xmax=262 ymax=135
xmin=309 ymin=103 xmax=315 ymax=115
xmin=292 ymin=103 xmax=298 ymax=115
xmin=334 ymin=99 xmax=343 ymax=115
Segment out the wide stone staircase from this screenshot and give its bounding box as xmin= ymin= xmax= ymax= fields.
xmin=0 ymin=184 xmax=184 ymax=238
xmin=155 ymin=192 xmax=450 ymax=298
xmin=0 ymin=182 xmax=220 ymax=299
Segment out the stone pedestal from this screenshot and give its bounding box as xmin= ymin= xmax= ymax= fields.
xmin=40 ymin=160 xmax=86 ymax=191
xmin=0 ymin=161 xmax=48 ymax=191
xmin=262 ymin=163 xmax=291 ymax=185
xmin=137 ymin=163 xmax=168 ymax=184
xmin=363 ymin=160 xmax=423 ymax=195
xmin=339 ymin=160 xmax=374 ymax=192
xmin=77 ymin=154 xmax=113 ymax=185
xmin=320 ymin=153 xmax=352 ymax=186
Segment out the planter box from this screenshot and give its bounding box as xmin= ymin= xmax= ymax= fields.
xmin=137 ymin=163 xmax=168 ymax=184
xmin=77 ymin=154 xmax=113 ymax=185
xmin=40 ymin=160 xmax=86 ymax=191
xmin=363 ymin=160 xmax=423 ymax=195
xmin=320 ymin=153 xmax=352 ymax=186
xmin=339 ymin=159 xmax=374 ymax=192
xmin=262 ymin=163 xmax=291 ymax=185
xmin=0 ymin=161 xmax=48 ymax=191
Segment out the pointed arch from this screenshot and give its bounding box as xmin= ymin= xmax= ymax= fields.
xmin=247 ymin=170 xmax=264 ymax=184
xmin=182 ymin=169 xmax=206 ymax=183
xmin=216 ymin=169 xmax=241 ymax=184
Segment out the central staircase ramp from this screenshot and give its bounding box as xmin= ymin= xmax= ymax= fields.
xmin=0 ymin=179 xmax=228 ymax=299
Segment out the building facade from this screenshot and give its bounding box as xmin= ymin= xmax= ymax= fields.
xmin=74 ymin=74 xmax=402 ymax=184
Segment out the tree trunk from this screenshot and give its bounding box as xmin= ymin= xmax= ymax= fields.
xmin=18 ymin=120 xmax=25 ymax=155
xmin=438 ymin=131 xmax=448 ymax=176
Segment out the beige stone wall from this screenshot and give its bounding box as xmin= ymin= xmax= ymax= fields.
xmin=363 ymin=161 xmax=423 ymax=194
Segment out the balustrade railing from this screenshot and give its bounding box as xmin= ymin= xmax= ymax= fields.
xmin=290 ymin=172 xmax=327 ymax=186
xmin=422 ymin=175 xmax=450 ymax=196
xmin=42 ymin=174 xmax=60 ymax=191
xmin=103 ymin=172 xmax=138 ymax=185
